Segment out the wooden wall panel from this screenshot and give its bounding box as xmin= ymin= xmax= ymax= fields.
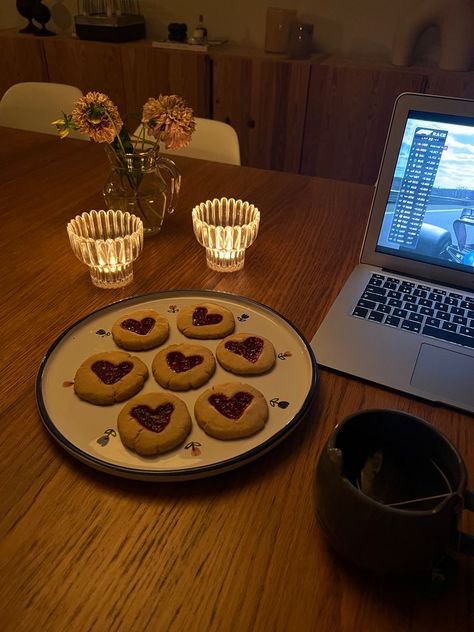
xmin=0 ymin=31 xmax=47 ymax=97
xmin=212 ymin=55 xmax=310 ymax=173
xmin=301 ymin=62 xmax=426 ymax=184
xmin=41 ymin=38 xmax=127 ymax=117
xmin=120 ymin=45 xmax=210 ymax=124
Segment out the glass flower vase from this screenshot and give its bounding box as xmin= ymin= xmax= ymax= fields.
xmin=102 ymin=147 xmax=181 ymax=237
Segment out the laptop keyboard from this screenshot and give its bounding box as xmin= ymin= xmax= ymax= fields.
xmin=352 ymin=273 xmax=474 ymax=349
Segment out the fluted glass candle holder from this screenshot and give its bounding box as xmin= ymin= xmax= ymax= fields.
xmin=67 ymin=209 xmax=143 ymax=288
xmin=192 ymin=198 xmax=260 ymax=272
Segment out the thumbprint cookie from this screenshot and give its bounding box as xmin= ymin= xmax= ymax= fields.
xmin=152 ymin=343 xmax=216 ymax=391
xmin=74 ymin=351 xmax=148 ymax=405
xmin=194 ymin=382 xmax=268 ymax=440
xmin=176 ymin=303 xmax=235 ymax=339
xmin=118 ymin=392 xmax=192 ymax=456
xmin=111 ymin=309 xmax=169 ymax=351
xmin=216 ymin=333 xmax=275 ymax=375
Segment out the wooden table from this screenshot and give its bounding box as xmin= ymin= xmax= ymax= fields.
xmin=1 ymin=128 xmax=472 ymax=632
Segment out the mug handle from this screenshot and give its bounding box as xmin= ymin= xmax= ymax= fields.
xmin=156 ymin=155 xmax=181 ymax=214
xmin=459 ymin=489 xmax=474 ymax=555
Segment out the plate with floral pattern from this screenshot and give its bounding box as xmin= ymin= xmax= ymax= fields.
xmin=36 ymin=290 xmax=317 ymax=481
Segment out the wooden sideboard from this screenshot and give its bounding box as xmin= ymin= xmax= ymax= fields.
xmin=0 ymin=31 xmax=210 ymax=126
xmin=2 ymin=29 xmax=474 ymax=183
xmin=0 ymin=29 xmax=47 ymax=92
xmin=300 ymin=55 xmax=474 ymax=185
xmin=211 ymin=49 xmax=312 ymax=173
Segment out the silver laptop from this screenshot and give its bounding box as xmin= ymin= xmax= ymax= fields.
xmin=311 ymin=92 xmax=474 ymax=413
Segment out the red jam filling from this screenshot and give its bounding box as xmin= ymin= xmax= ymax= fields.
xmin=166 ymin=351 xmax=204 ymax=373
xmin=192 ymin=307 xmax=223 ymax=326
xmin=225 ymin=336 xmax=264 ymax=363
xmin=209 ymin=392 xmax=254 ymax=420
xmin=91 ymin=360 xmax=133 ymax=385
xmin=131 ymin=403 xmax=174 ymax=433
xmin=121 ymin=317 xmax=155 ymax=335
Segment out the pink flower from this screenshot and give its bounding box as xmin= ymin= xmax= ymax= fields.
xmin=142 ymin=95 xmax=195 ymax=149
xmin=71 ymin=91 xmax=122 ymax=143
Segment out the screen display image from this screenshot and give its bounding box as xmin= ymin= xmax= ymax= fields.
xmin=376 ymin=111 xmax=474 ymax=274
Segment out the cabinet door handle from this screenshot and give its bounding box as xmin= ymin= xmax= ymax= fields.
xmin=225 ymin=117 xmax=231 ymax=124
xmin=247 ymin=119 xmax=256 ymax=129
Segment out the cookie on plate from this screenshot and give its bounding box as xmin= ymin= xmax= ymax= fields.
xmin=152 ymin=343 xmax=216 ymax=391
xmin=74 ymin=351 xmax=148 ymax=405
xmin=216 ymin=333 xmax=276 ymax=375
xmin=118 ymin=392 xmax=192 ymax=456
xmin=176 ymin=303 xmax=235 ymax=339
xmin=111 ymin=309 xmax=169 ymax=351
xmin=194 ymin=382 xmax=269 ymax=440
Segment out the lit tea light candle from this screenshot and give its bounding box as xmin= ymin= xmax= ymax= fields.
xmin=67 ymin=210 xmax=143 ymax=289
xmin=192 ymin=198 xmax=260 ymax=272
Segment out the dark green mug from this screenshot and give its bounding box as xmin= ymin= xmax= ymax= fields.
xmin=314 ymin=409 xmax=474 ymax=575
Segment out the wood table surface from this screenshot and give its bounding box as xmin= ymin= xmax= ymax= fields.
xmin=0 ymin=127 xmax=472 ymax=632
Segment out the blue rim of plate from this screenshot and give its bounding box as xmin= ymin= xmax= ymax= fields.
xmin=35 ymin=289 xmax=318 ymax=481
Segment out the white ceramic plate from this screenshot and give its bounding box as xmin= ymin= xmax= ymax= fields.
xmin=36 ymin=290 xmax=317 ymax=481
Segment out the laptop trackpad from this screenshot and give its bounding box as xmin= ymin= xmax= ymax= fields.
xmin=411 ymin=343 xmax=474 ymax=408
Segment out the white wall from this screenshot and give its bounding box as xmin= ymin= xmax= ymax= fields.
xmin=1 ymin=0 xmax=439 ymax=63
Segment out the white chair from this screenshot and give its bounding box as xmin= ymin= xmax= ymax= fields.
xmin=134 ymin=117 xmax=241 ymax=165
xmin=0 ymin=82 xmax=87 ymax=140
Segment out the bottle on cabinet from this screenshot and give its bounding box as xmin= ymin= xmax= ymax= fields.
xmin=191 ymin=14 xmax=208 ymax=44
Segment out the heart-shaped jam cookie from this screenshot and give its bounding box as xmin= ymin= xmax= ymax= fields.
xmin=91 ymin=360 xmax=133 ymax=385
xmin=166 ymin=351 xmax=204 ymax=373
xmin=192 ymin=307 xmax=223 ymax=326
xmin=225 ymin=336 xmax=264 ymax=363
xmin=121 ymin=317 xmax=155 ymax=335
xmin=209 ymin=392 xmax=254 ymax=420
xmin=131 ymin=403 xmax=174 ymax=433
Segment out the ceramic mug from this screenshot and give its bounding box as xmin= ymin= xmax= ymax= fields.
xmin=314 ymin=409 xmax=474 ymax=575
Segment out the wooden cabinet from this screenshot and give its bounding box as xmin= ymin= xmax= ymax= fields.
xmin=0 ymin=30 xmax=47 ymax=98
xmin=300 ymin=58 xmax=426 ymax=184
xmin=212 ymin=52 xmax=311 ymax=173
xmin=41 ymin=37 xmax=127 ymax=117
xmin=3 ymin=31 xmax=210 ymax=133
xmin=424 ymin=68 xmax=474 ymax=100
xmin=120 ymin=44 xmax=210 ymax=121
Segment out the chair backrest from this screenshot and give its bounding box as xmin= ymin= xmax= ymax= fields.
xmin=0 ymin=82 xmax=87 ymax=140
xmin=134 ymin=117 xmax=241 ymax=165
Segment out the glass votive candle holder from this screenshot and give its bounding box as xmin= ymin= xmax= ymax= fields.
xmin=192 ymin=198 xmax=260 ymax=272
xmin=67 ymin=209 xmax=143 ymax=289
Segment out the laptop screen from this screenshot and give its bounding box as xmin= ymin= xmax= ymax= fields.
xmin=375 ymin=110 xmax=474 ymax=275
